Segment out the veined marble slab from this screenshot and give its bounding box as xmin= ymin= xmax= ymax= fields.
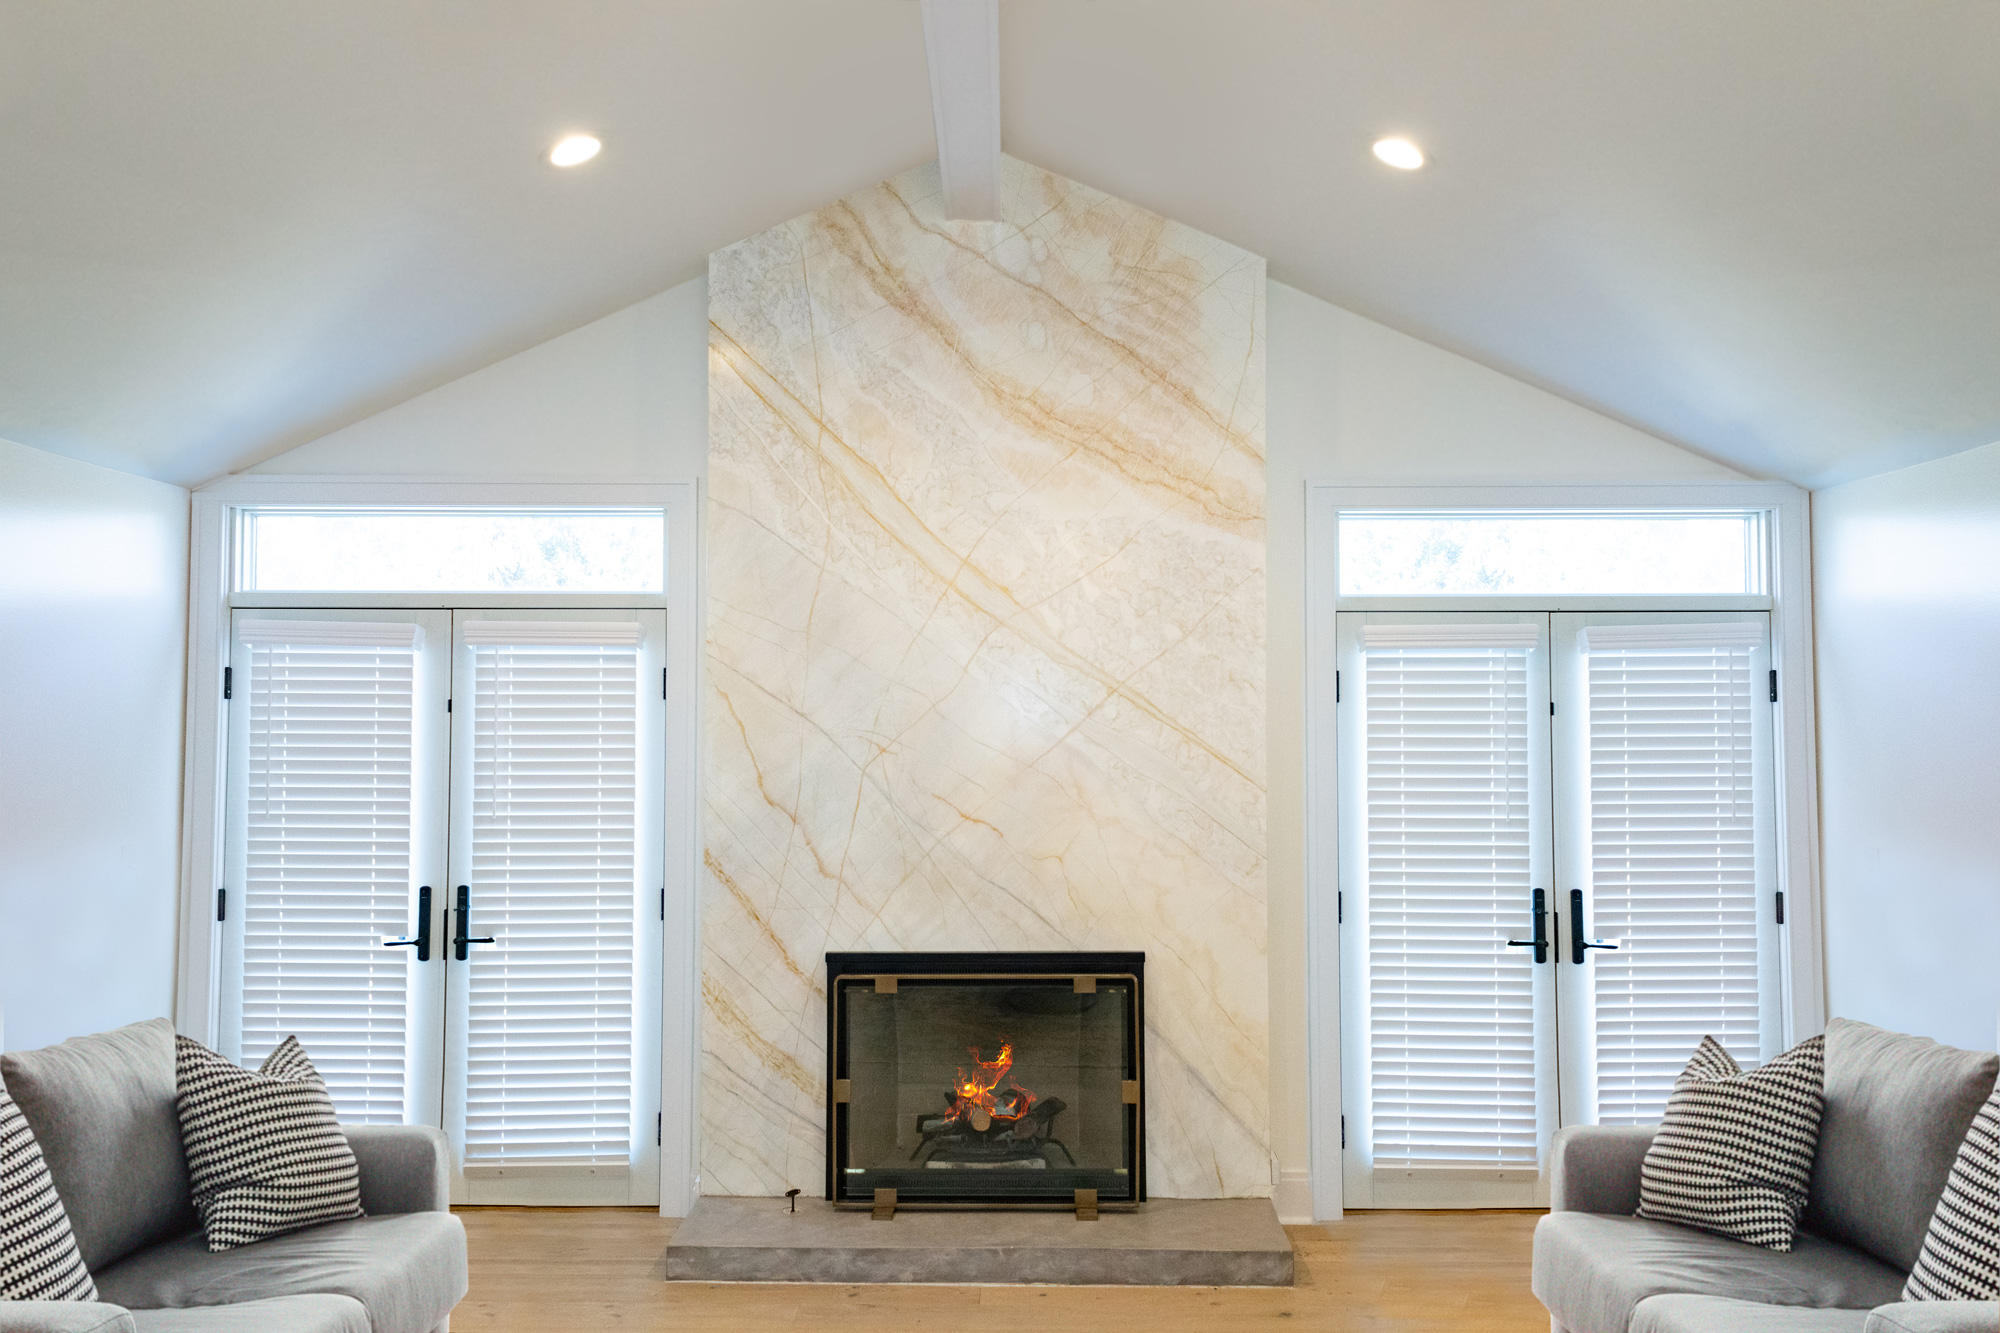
xmin=704 ymin=157 xmax=1268 ymax=1198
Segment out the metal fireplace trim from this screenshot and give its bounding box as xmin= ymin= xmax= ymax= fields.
xmin=824 ymin=950 xmax=1147 ymax=1209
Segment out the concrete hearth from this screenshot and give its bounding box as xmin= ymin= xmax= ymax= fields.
xmin=665 ymin=1197 xmax=1294 ymax=1286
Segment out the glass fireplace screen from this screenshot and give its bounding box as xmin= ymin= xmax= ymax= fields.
xmin=826 ymin=952 xmax=1145 ymax=1208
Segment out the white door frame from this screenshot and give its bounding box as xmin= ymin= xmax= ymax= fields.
xmin=1302 ymin=481 xmax=1820 ymax=1222
xmin=178 ymin=475 xmax=703 ymax=1214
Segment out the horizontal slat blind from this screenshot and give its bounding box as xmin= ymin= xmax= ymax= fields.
xmin=1363 ymin=633 xmax=1539 ymax=1167
xmin=1584 ymin=624 xmax=1761 ymax=1123
xmin=241 ymin=639 xmax=414 ymax=1123
xmin=464 ymin=641 xmax=638 ymax=1164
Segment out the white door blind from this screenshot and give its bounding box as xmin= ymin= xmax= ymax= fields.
xmin=241 ymin=639 xmax=415 ymax=1123
xmin=464 ymin=642 xmax=638 ymax=1164
xmin=1583 ymin=623 xmax=1762 ymax=1122
xmin=1363 ymin=629 xmax=1539 ymax=1166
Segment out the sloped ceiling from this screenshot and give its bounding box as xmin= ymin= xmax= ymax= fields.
xmin=3 ymin=1 xmax=1996 ymax=487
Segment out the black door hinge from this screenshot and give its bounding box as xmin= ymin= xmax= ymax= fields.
xmin=1769 ymin=670 xmax=1779 ymax=703
xmin=1335 ymin=669 xmax=1340 ymax=703
xmin=1551 ymin=700 xmax=1556 ymax=716
xmin=1776 ymin=891 xmax=1786 ymax=926
xmin=216 ymin=887 xmax=227 ymax=922
xmin=657 ymin=1113 xmax=662 ymax=1147
xmin=222 ymin=666 xmax=232 ymax=700
xmin=660 ymin=887 xmax=666 ymax=922
xmin=1337 ymin=891 xmax=1343 ymax=925
xmin=1341 ymin=1115 xmax=1346 ymax=1150
xmin=446 ymin=698 xmax=452 ymax=713
xmin=663 ymin=667 xmax=669 ymax=701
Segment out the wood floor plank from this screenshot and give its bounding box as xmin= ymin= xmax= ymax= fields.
xmin=451 ymin=1206 xmax=1549 ymax=1333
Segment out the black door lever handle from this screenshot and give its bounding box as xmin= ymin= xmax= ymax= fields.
xmin=382 ymin=885 xmax=433 ymax=961
xmin=1570 ymin=888 xmax=1619 ymax=964
xmin=1505 ymin=887 xmax=1550 ymax=964
xmin=453 ymin=884 xmax=496 ymax=961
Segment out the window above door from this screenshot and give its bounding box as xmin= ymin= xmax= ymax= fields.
xmin=235 ymin=506 xmax=666 ymax=596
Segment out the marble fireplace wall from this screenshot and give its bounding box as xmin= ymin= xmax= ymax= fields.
xmin=704 ymin=158 xmax=1268 ymax=1197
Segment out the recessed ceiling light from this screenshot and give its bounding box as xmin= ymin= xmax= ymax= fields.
xmin=1372 ymin=137 xmax=1425 ymax=170
xmin=549 ymin=134 xmax=602 ymax=167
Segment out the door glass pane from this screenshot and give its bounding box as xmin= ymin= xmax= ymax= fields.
xmin=1362 ymin=625 xmax=1540 ymax=1166
xmin=463 ymin=637 xmax=639 ymax=1164
xmin=243 ymin=509 xmax=664 ymax=593
xmin=239 ymin=630 xmax=415 ymax=1122
xmin=1583 ymin=623 xmax=1765 ymax=1121
xmin=1339 ymin=513 xmax=1761 ymax=596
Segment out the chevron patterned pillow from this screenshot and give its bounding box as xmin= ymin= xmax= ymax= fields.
xmin=175 ymin=1036 xmax=364 ymax=1251
xmin=0 ymin=1079 xmax=96 ymax=1301
xmin=1905 ymin=1082 xmax=2000 ymax=1300
xmin=1637 ymin=1034 xmax=1827 ymax=1251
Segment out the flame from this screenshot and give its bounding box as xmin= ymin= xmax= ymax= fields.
xmin=950 ymin=1040 xmax=1037 ymax=1123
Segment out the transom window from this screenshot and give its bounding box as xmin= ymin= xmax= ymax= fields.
xmin=1336 ymin=511 xmax=1766 ymax=597
xmin=237 ymin=507 xmax=665 ymax=593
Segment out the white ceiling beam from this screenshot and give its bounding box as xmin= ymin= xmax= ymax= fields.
xmin=920 ymin=0 xmax=1002 ymax=221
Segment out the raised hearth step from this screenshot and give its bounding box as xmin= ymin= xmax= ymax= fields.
xmin=664 ymin=1195 xmax=1294 ymax=1286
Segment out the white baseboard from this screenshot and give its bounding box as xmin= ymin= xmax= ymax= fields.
xmin=1273 ymin=1170 xmax=1316 ymax=1225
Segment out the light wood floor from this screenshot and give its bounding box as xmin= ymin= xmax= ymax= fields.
xmin=450 ymin=1206 xmax=1548 ymax=1332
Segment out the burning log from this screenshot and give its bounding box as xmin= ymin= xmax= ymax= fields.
xmin=909 ymin=1039 xmax=1075 ymax=1166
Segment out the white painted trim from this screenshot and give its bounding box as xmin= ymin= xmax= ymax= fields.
xmin=1302 ymin=489 xmax=1343 ymax=1223
xmin=920 ymin=0 xmax=1001 ymax=221
xmin=177 ymin=475 xmax=702 ymax=1216
xmin=1300 ymin=480 xmax=1822 ymax=1218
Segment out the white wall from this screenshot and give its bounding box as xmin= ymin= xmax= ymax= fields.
xmin=245 ymin=271 xmax=1746 ymax=1215
xmin=0 ymin=439 xmax=189 ymax=1050
xmin=1813 ymin=441 xmax=2000 ymax=1053
xmin=252 ymin=277 xmax=709 ymax=480
xmin=1262 ymin=280 xmax=1745 ymax=1215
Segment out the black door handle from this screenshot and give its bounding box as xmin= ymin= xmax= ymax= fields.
xmin=1505 ymin=888 xmax=1549 ymax=964
xmin=382 ymin=885 xmax=432 ymax=962
xmin=453 ymin=884 xmax=495 ymax=961
xmin=1570 ymin=889 xmax=1619 ymax=964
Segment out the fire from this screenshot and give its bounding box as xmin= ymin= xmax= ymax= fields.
xmin=950 ymin=1040 xmax=1037 ymax=1124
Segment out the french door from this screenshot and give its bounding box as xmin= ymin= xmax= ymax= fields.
xmin=219 ymin=608 xmax=665 ymax=1205
xmin=1336 ymin=610 xmax=1780 ymax=1207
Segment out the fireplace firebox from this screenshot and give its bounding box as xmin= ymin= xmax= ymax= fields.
xmin=825 ymin=952 xmax=1145 ymax=1211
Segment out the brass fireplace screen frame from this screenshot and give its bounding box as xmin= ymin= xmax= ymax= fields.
xmin=824 ymin=951 xmax=1146 ymax=1210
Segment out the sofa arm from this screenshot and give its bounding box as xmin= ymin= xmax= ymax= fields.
xmin=1550 ymin=1123 xmax=1657 ymax=1213
xmin=0 ymin=1304 xmax=135 ymax=1333
xmin=343 ymin=1122 xmax=451 ymax=1215
xmin=1865 ymin=1304 xmax=2000 ymax=1333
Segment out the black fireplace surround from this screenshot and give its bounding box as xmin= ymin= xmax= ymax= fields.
xmin=825 ymin=951 xmax=1146 ymax=1209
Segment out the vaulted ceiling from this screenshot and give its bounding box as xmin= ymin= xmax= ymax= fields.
xmin=4 ymin=1 xmax=1996 ymax=487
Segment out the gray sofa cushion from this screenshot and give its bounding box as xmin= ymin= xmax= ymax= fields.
xmin=1807 ymin=1018 xmax=1999 ymax=1273
xmin=130 ymin=1295 xmax=371 ymax=1333
xmin=1533 ymin=1212 xmax=1909 ymax=1333
xmin=0 ymin=1304 xmax=135 ymax=1333
xmin=1865 ymin=1303 xmax=2000 ymax=1333
xmin=1633 ymin=1294 xmax=1870 ymax=1333
xmin=92 ymin=1212 xmax=465 ymax=1333
xmin=0 ymin=1020 xmax=198 ymax=1273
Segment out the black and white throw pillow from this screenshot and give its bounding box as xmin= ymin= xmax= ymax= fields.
xmin=1905 ymin=1082 xmax=2000 ymax=1300
xmin=0 ymin=1079 xmax=97 ymax=1301
xmin=1637 ymin=1034 xmax=1826 ymax=1251
xmin=175 ymin=1036 xmax=363 ymax=1251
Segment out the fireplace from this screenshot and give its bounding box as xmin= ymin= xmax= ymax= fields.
xmin=825 ymin=952 xmax=1145 ymax=1211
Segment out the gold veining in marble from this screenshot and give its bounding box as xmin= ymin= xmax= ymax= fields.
xmin=704 ymin=157 xmax=1268 ymax=1197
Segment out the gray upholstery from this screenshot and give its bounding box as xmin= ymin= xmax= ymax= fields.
xmin=131 ymin=1296 xmax=372 ymax=1333
xmin=93 ymin=1212 xmax=467 ymax=1333
xmin=0 ymin=1020 xmax=197 ymax=1272
xmin=1553 ymin=1124 xmax=1658 ymax=1214
xmin=1532 ymin=1212 xmax=1909 ymax=1333
xmin=1863 ymin=1303 xmax=2000 ymax=1333
xmin=344 ymin=1125 xmax=450 ymax=1216
xmin=1632 ymin=1295 xmax=1870 ymax=1333
xmin=0 ymin=1305 xmax=136 ymax=1333
xmin=1806 ymin=1019 xmax=1999 ymax=1274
